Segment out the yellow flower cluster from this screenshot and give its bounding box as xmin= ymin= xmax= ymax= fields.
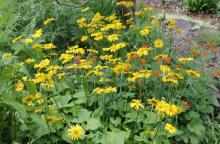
xmin=15 ymin=80 xmax=24 ymax=92
xmin=34 ymin=59 xmax=50 ymax=69
xmin=93 ymin=86 xmax=117 ymax=95
xmin=178 ymin=57 xmax=194 ymax=63
xmin=102 ymin=42 xmax=127 ymax=53
xmin=33 ymin=72 xmax=54 ymax=88
xmin=112 ymin=62 xmax=131 ymax=74
xmin=33 ymin=29 xmax=43 ymax=38
xmin=186 ymin=69 xmax=200 ymax=77
xmin=127 ymin=70 xmax=152 ymax=82
xmin=162 ymin=72 xmax=183 ymax=84
xmin=147 ymin=98 xmax=184 ymax=117
xmin=22 ymin=93 xmax=44 ymax=106
xmin=116 ymin=0 xmax=134 ymax=8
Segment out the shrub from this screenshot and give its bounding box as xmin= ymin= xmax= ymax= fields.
xmin=184 ymin=0 xmax=219 ymax=14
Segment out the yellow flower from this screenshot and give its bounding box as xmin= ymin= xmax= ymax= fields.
xmin=77 ymin=18 xmax=87 ymax=28
xmin=169 ymin=19 xmax=177 ymax=25
xmin=164 ymin=123 xmax=177 ymax=134
xmin=35 ymin=109 xmax=42 ymax=113
xmin=140 ymin=28 xmax=150 ymax=36
xmin=32 ymin=43 xmax=43 ymax=49
xmin=22 ymin=95 xmax=36 ymax=106
xmin=154 ymin=39 xmax=164 ymax=48
xmin=137 ymin=47 xmax=150 ymax=56
xmin=127 ymin=70 xmax=152 ymax=82
xmin=25 ymin=38 xmax=33 ymax=44
xmin=162 ymin=75 xmax=178 ymax=84
xmin=42 ymin=43 xmax=56 ymax=50
xmin=145 ymin=130 xmax=155 ymax=138
xmin=91 ymin=32 xmax=103 ymax=41
xmin=151 ymin=18 xmax=159 ymax=25
xmin=92 ymin=12 xmax=104 ymax=23
xmin=81 ymin=7 xmax=89 ymax=13
xmin=147 ymin=98 xmax=159 ymax=105
xmin=93 ymin=86 xmax=117 ymax=95
xmin=178 ymin=57 xmax=194 ymax=63
xmin=112 ymin=63 xmax=131 ymax=74
xmin=105 ymin=14 xmax=117 ymax=21
xmin=3 ymin=52 xmax=12 ymax=57
xmin=130 ymin=99 xmax=144 ymax=110
xmin=45 ymin=115 xmax=60 ymax=123
xmin=155 ymin=100 xmax=167 ymax=113
xmin=150 ymin=98 xmax=184 ymax=116
xmin=12 ymin=36 xmax=22 ymax=43
xmin=186 ymin=69 xmax=200 ymax=77
xmin=167 ymin=72 xmax=183 ymax=79
xmin=87 ymin=49 xmax=98 ymax=54
xmin=160 ymin=65 xmax=171 ymax=73
xmin=107 ymin=34 xmax=119 ymax=42
xmin=165 ymin=104 xmax=179 ymax=117
xmin=43 ymin=18 xmax=55 ymax=25
xmin=33 ymin=72 xmax=54 ymax=88
xmin=154 ymin=54 xmax=168 ymax=61
xmin=56 ymin=72 xmax=66 ymax=79
xmin=68 ymin=124 xmax=84 ymax=140
xmin=80 ymin=36 xmax=88 ymax=42
xmin=103 ymin=43 xmax=127 ymax=52
xmin=60 ymin=53 xmax=74 ymax=64
xmin=116 ymin=1 xmax=134 ymax=8
xmin=15 ymin=80 xmax=24 ymax=92
xmin=25 ymin=58 xmax=35 ymax=64
xmin=34 ymin=59 xmax=50 ymax=69
xmin=33 ymin=29 xmax=43 ymax=38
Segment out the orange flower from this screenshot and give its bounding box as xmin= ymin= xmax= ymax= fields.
xmin=140 ymin=58 xmax=147 ymax=64
xmin=131 ymin=54 xmax=139 ymax=60
xmin=213 ymin=71 xmax=220 ymax=78
xmin=155 ymin=71 xmax=161 ymax=76
xmin=164 ymin=57 xmax=171 ymax=63
xmin=182 ymin=100 xmax=191 ymax=110
xmin=90 ymin=56 xmax=97 ymax=61
xmin=174 ymin=65 xmax=180 ymax=70
xmin=201 ymin=52 xmax=208 ymax=58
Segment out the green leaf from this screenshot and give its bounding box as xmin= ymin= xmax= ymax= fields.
xmin=29 ymin=114 xmax=50 ymax=138
xmin=187 ymin=119 xmax=205 ymax=136
xmin=187 ymin=111 xmax=200 ymax=120
xmin=110 ymin=117 xmax=121 ymax=126
xmin=4 ymin=99 xmax=27 ymax=119
xmin=189 ymin=135 xmax=200 ymax=144
xmin=25 ymin=81 xmax=37 ymax=95
xmin=71 ymin=107 xmax=91 ymax=123
xmin=18 ymin=66 xmax=30 ymax=77
xmin=86 ymin=118 xmax=101 ymax=130
xmin=101 ymin=131 xmax=127 ymax=144
xmin=53 ymin=92 xmax=73 ymax=108
xmin=61 ymin=132 xmax=72 ymax=144
xmin=72 ymin=91 xmax=87 ymax=104
xmin=144 ymin=111 xmax=158 ymax=124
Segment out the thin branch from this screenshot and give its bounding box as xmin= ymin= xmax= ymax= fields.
xmin=55 ymin=0 xmax=90 ymax=8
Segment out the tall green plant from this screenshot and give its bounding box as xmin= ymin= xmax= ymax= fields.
xmin=184 ymin=0 xmax=218 ymax=13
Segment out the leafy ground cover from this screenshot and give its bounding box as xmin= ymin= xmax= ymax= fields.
xmin=0 ymin=0 xmax=220 ymax=144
